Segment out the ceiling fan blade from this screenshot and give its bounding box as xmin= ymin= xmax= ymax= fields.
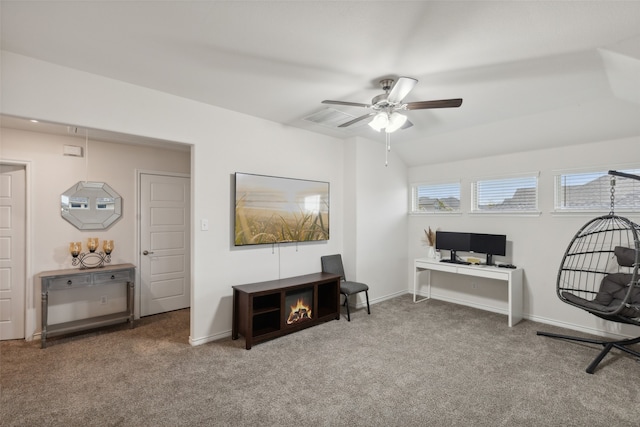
xmin=405 ymin=98 xmax=463 ymax=110
xmin=322 ymin=100 xmax=370 ymax=108
xmin=338 ymin=113 xmax=374 ymax=128
xmin=401 ymin=119 xmax=413 ymax=130
xmin=387 ymin=77 xmax=418 ymax=104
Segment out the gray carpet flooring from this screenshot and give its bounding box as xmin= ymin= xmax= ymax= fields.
xmin=1 ymin=294 xmax=639 ymax=426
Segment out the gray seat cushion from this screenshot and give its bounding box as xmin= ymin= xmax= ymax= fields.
xmin=563 ymin=272 xmax=639 ymax=317
xmin=341 ymin=280 xmax=368 ymax=295
xmin=614 ymin=246 xmax=636 ymax=267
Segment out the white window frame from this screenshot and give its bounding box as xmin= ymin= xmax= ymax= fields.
xmin=471 ymin=173 xmax=539 ymax=215
xmin=410 ymin=181 xmax=461 ymax=214
xmin=553 ymin=167 xmax=640 ymax=214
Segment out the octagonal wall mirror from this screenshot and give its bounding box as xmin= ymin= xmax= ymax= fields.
xmin=61 ymin=181 xmax=122 ymax=230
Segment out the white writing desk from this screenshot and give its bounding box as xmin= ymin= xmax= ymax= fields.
xmin=413 ymin=258 xmax=523 ymax=327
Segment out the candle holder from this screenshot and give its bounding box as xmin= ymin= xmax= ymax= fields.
xmin=87 ymin=237 xmax=99 ymax=252
xmin=70 ymin=238 xmax=113 ymax=269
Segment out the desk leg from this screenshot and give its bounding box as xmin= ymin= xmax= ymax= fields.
xmin=508 ymin=270 xmax=524 ymax=327
xmin=413 ymin=267 xmax=430 ymax=303
xmin=127 ymin=281 xmax=135 ymax=328
xmin=41 ymin=290 xmax=48 ymax=349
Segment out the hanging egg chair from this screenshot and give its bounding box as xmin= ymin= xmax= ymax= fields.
xmin=537 ymin=170 xmax=640 ymax=374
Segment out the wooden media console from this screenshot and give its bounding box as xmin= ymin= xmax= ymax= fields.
xmin=232 ymin=272 xmax=341 ymax=349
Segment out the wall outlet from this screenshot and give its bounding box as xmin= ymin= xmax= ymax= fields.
xmin=100 ymin=296 xmax=107 ymax=305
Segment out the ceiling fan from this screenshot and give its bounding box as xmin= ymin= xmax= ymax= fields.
xmin=322 ymin=77 xmax=462 ymax=132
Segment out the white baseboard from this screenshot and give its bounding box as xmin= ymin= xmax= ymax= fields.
xmin=189 ymin=330 xmax=230 ymax=346
xmin=425 ymin=293 xmax=509 ymax=317
xmin=351 ymin=289 xmax=405 ymax=309
xmin=411 ymin=290 xmax=638 ymax=340
xmin=526 ymin=313 xmax=637 ymax=340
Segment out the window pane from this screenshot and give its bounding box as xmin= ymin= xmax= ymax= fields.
xmin=412 ymin=182 xmax=460 ymax=213
xmin=473 ymin=176 xmax=538 ymax=212
xmin=555 ymin=169 xmax=640 ymax=211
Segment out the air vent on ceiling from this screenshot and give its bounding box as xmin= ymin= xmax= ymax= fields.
xmin=303 ymin=108 xmax=368 ymax=130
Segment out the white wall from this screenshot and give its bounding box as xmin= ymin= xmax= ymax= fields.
xmin=189 ymin=121 xmax=347 ymax=344
xmin=4 ymin=51 xmax=406 ymax=345
xmin=0 ymin=127 xmax=190 ymax=331
xmin=408 ymin=137 xmax=640 ymax=338
xmin=346 ymin=137 xmax=408 ymax=306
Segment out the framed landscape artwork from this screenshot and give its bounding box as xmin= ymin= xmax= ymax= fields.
xmin=234 ymin=172 xmax=330 ymax=246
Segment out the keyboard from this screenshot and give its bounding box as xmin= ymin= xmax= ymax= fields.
xmin=440 ymin=259 xmax=471 ymax=265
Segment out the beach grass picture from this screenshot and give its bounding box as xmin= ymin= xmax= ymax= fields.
xmin=234 ymin=173 xmax=329 ymax=246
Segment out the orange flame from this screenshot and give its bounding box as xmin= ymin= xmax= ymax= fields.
xmin=286 ymin=298 xmax=312 ymax=325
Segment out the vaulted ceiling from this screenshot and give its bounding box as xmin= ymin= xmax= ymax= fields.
xmin=2 ymin=1 xmax=639 ymax=166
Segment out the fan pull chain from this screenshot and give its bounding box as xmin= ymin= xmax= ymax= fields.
xmin=610 ymin=176 xmax=616 ymax=214
xmin=385 ymin=132 xmax=391 ymax=167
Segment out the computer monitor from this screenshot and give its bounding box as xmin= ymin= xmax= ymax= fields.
xmin=435 ymin=231 xmax=471 ymax=262
xmin=470 ymin=233 xmax=506 ymax=266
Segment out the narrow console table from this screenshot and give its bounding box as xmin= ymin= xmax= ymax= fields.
xmin=232 ymin=272 xmax=341 ymax=349
xmin=413 ymin=258 xmax=523 ymax=327
xmin=38 ymin=263 xmax=136 ymax=348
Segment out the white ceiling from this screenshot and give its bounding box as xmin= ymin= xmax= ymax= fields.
xmin=2 ymin=1 xmax=640 ymax=166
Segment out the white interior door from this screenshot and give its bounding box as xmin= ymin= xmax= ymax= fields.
xmin=140 ymin=173 xmax=190 ymax=316
xmin=0 ymin=164 xmax=26 ymax=340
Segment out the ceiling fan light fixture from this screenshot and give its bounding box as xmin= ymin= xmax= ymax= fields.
xmin=320 ymin=76 xmax=463 ymax=166
xmin=368 ymin=112 xmax=389 ymax=132
xmin=385 ymin=112 xmax=407 ymax=133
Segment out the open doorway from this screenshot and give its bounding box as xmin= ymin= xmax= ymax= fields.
xmin=1 ymin=115 xmax=192 ymax=342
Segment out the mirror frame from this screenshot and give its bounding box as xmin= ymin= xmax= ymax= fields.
xmin=61 ymin=181 xmax=122 ymax=230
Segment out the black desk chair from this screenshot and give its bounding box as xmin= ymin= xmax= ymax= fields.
xmin=321 ymin=254 xmax=370 ymax=321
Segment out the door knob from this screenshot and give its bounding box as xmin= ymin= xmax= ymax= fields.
xmin=143 ymin=250 xmax=154 ymax=255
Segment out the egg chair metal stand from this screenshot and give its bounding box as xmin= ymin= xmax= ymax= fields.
xmin=537 ymin=170 xmax=640 ymax=374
